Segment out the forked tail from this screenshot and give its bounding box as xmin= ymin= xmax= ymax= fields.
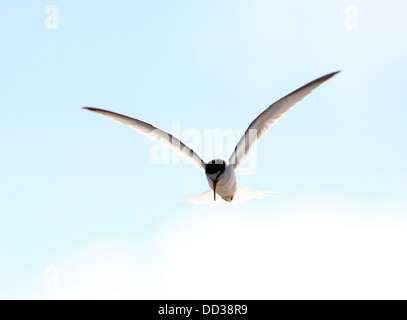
xmin=187 ymin=186 xmax=281 ymax=204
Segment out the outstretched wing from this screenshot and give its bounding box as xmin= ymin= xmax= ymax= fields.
xmin=229 ymin=71 xmax=340 ymax=170
xmin=83 ymin=107 xmax=206 ymax=172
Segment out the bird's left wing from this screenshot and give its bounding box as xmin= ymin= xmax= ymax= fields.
xmin=83 ymin=107 xmax=206 ymax=172
xmin=229 ymin=71 xmax=340 ymax=170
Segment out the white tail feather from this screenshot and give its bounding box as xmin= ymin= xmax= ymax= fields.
xmin=187 ymin=190 xmax=220 ymax=204
xmin=187 ymin=187 xmax=281 ymax=204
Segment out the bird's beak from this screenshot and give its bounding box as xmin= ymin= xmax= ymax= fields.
xmin=213 ymin=180 xmax=218 ymax=201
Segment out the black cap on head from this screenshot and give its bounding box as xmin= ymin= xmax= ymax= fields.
xmin=205 ymin=159 xmax=226 ymax=175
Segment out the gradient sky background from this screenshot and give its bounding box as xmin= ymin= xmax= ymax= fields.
xmin=1 ymin=0 xmax=407 ymax=299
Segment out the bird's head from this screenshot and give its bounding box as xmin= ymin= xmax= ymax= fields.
xmin=205 ymin=159 xmax=226 ymax=201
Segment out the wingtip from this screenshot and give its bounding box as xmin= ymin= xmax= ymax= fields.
xmin=317 ymin=70 xmax=341 ymax=82
xmin=330 ymin=70 xmax=342 ymax=77
xmin=82 ymin=107 xmax=108 ymax=114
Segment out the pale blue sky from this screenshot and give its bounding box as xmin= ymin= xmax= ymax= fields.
xmin=1 ymin=1 xmax=407 ymax=299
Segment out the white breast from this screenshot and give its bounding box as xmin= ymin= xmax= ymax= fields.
xmin=206 ymin=164 xmax=237 ymax=202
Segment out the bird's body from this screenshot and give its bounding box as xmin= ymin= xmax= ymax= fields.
xmin=84 ymin=71 xmax=340 ymax=203
xmin=205 ymin=160 xmax=237 ymax=202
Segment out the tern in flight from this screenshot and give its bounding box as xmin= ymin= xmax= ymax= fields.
xmin=84 ymin=71 xmax=340 ymax=203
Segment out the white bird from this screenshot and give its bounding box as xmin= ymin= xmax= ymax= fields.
xmin=83 ymin=71 xmax=340 ymax=203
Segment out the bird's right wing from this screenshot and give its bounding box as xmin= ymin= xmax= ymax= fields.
xmin=229 ymin=71 xmax=340 ymax=170
xmin=83 ymin=107 xmax=206 ymax=172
